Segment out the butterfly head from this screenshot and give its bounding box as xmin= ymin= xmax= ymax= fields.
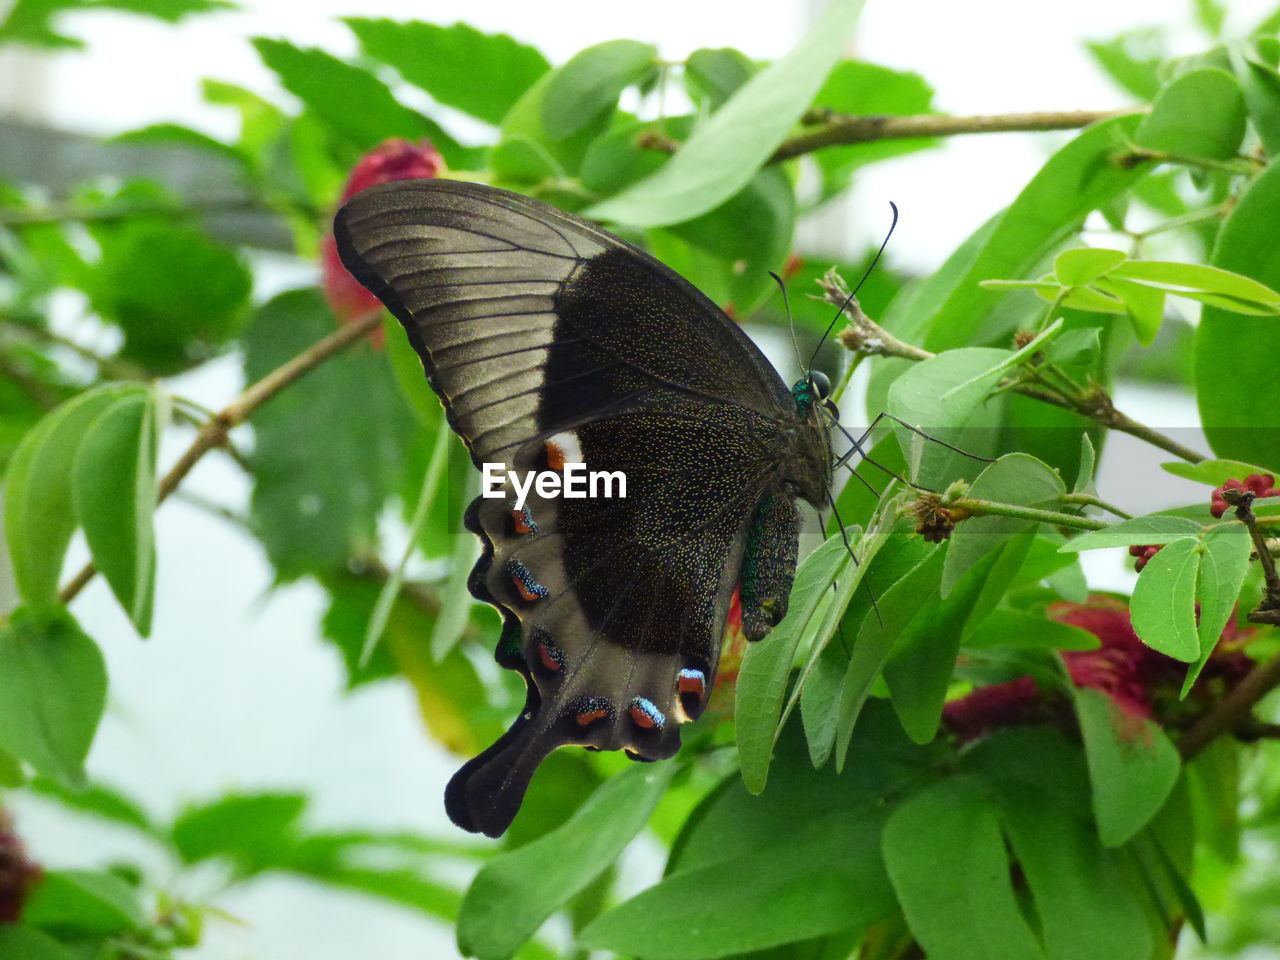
xmin=791 ymin=370 xmax=837 ymax=420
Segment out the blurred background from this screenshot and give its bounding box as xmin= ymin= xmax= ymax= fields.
xmin=1 ymin=1 xmax=1274 ymax=957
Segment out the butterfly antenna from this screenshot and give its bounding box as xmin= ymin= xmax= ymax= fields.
xmin=808 ymin=201 xmax=899 ymax=374
xmin=770 ymin=270 xmax=805 ymax=376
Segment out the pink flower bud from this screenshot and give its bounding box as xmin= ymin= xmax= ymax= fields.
xmin=321 ymin=138 xmax=445 ymax=343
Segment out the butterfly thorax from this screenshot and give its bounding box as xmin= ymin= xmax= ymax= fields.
xmin=777 ymin=382 xmax=833 ymax=510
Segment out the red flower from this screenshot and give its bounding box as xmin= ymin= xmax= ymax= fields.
xmin=943 ymin=595 xmax=1255 ymax=742
xmin=1211 ymin=474 xmax=1277 ymax=518
xmin=0 ymin=809 xmax=41 ymax=924
xmin=320 ymin=138 xmax=444 ymax=342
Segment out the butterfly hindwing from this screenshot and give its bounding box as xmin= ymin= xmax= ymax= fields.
xmin=334 ymin=179 xmax=828 ymax=837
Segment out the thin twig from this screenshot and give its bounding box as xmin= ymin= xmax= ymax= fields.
xmin=821 ymin=282 xmax=1209 ymax=465
xmin=57 ymin=312 xmax=383 ymax=605
xmin=1180 ymin=656 xmax=1280 ymax=759
xmin=1059 ymin=492 xmax=1134 ymax=520
xmin=637 ymin=109 xmax=1134 ymax=164
xmin=771 ymin=109 xmax=1135 ymax=163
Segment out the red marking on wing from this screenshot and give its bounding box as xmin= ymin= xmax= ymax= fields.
xmin=575 ymin=709 xmax=608 ymax=726
xmin=545 ymin=440 xmax=566 ymax=472
xmin=628 ymin=704 xmax=657 ymax=729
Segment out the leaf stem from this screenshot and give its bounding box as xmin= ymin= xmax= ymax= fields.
xmin=1114 ymin=147 xmax=1264 ymax=177
xmin=950 ymin=498 xmax=1109 ymax=531
xmin=58 ymin=311 xmax=384 ymax=604
xmin=1059 ymin=492 xmax=1134 ymax=520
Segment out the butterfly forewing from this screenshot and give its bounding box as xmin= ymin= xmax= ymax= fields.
xmin=335 ymin=179 xmax=828 ymax=836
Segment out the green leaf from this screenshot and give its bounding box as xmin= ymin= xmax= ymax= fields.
xmin=684 ymin=47 xmax=756 ymax=109
xmin=1093 ymin=275 xmax=1167 ymax=345
xmin=597 ymin=715 xmax=904 ymax=959
xmin=91 ymin=223 xmax=252 ymax=374
xmin=1059 ymin=515 xmax=1204 ymax=551
xmin=1086 ymin=32 xmax=1164 ymax=100
xmin=430 ymin=528 xmax=480 ymax=661
xmin=0 ymin=0 xmax=229 ymax=48
xmin=1183 ymin=525 xmax=1252 ymax=695
xmin=498 ymin=71 xmax=610 ymax=178
xmin=1196 ymin=159 xmax=1280 ymax=470
xmin=0 ymin=927 xmax=78 ymax=960
xmin=583 ymin=868 xmax=866 ymax=959
xmin=1135 ymin=68 xmax=1246 ymax=160
xmin=736 ymin=535 xmax=851 ymax=794
xmin=202 ymin=79 xmax=287 ymax=169
xmin=1160 ymin=457 xmax=1275 ymax=486
xmin=1110 ymin=259 xmax=1280 ymax=310
xmin=1054 ymin=247 xmax=1127 ymax=286
xmin=360 ymin=415 xmax=452 ymax=667
xmin=458 ymin=762 xmax=673 ymax=960
xmin=892 ymin=116 xmax=1145 ymax=352
xmin=345 ymin=19 xmax=549 ymax=126
xmin=1075 ymin=433 xmax=1097 ymax=493
xmin=172 ymin=792 xmax=307 ymax=869
xmin=4 ymin=385 xmax=140 ymax=606
xmin=1194 ymin=0 xmax=1226 ymax=35
xmin=834 ymin=546 xmax=945 ymax=769
xmin=942 ymin=453 xmax=1066 ymax=594
xmin=1075 ymin=687 xmax=1180 ymax=847
xmin=1233 ymin=47 xmax=1280 ymax=155
xmin=995 ymin=785 xmax=1152 ymax=960
xmin=27 ymin=777 xmax=156 ymax=835
xmin=586 ymin=0 xmax=866 ymax=227
xmin=542 ymin=40 xmax=658 ymax=139
xmin=23 ymin=869 xmax=145 ymax=936
xmin=887 ymin=324 xmax=1060 ymax=487
xmin=808 ymin=60 xmax=937 ymax=198
xmin=0 ymin=607 xmax=106 ymax=789
xmin=884 ymin=548 xmax=1004 ymax=743
xmin=246 ymin=290 xmax=417 ymax=579
xmin=883 ymin=775 xmax=1049 ymax=960
xmin=964 ymin=608 xmax=1100 ymax=651
xmin=110 ymin=122 xmax=243 ymax=164
xmin=1129 ymin=536 xmax=1201 ymax=661
xmin=252 ymin=38 xmax=471 ymax=164
xmin=71 ymin=387 xmax=162 ymax=635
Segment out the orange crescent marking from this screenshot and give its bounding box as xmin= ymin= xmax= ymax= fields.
xmin=628 ymin=704 xmax=657 ymax=729
xmin=545 ymin=440 xmax=566 ymax=472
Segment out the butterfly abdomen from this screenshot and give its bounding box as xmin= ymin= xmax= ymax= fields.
xmin=738 ymin=494 xmax=801 ymax=642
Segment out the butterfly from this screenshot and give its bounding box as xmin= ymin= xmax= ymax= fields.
xmin=334 ymin=179 xmax=835 ymax=837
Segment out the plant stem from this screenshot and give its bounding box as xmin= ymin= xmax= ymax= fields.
xmin=58 ymin=311 xmax=383 ymax=605
xmin=1059 ymin=493 xmax=1133 ymax=520
xmin=1114 ymin=147 xmax=1264 ymax=177
xmin=638 ymin=109 xmax=1133 ymax=164
xmin=1131 ymin=204 xmax=1229 ymax=241
xmin=773 ymin=110 xmax=1133 ymax=163
xmin=1180 ymin=655 xmax=1280 ymax=759
xmin=821 ymin=284 xmax=1210 ymax=465
xmin=950 ymin=498 xmax=1108 ymax=531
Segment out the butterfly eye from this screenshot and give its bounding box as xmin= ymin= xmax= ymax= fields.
xmin=809 ymin=370 xmax=831 ymax=401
